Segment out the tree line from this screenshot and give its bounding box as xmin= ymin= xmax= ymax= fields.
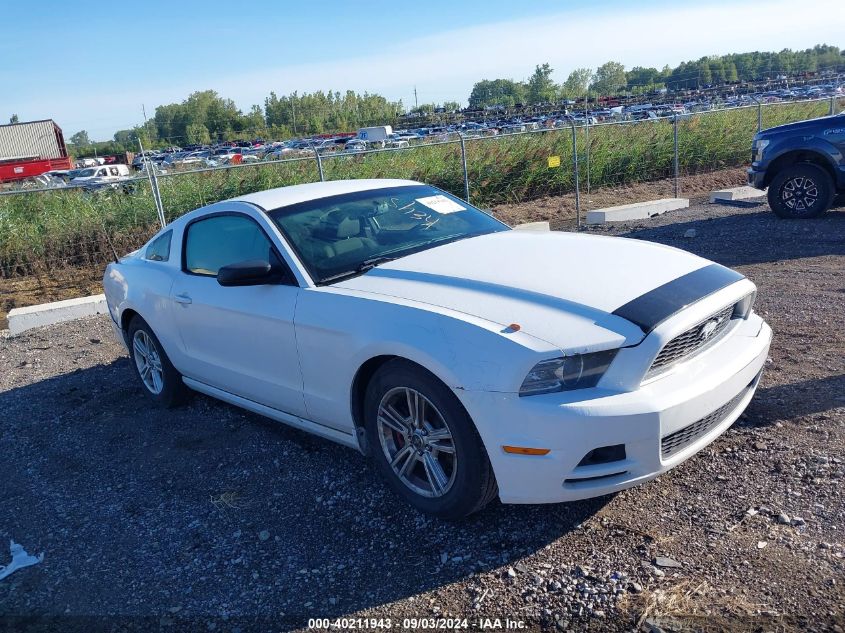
xmin=59 ymin=44 xmax=843 ymax=156
xmin=468 ymin=44 xmax=844 ymax=108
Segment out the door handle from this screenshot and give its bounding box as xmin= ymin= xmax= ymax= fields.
xmin=174 ymin=293 xmax=192 ymax=305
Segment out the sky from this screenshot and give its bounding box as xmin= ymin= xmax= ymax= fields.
xmin=2 ymin=0 xmax=844 ymax=140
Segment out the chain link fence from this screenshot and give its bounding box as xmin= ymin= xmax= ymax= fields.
xmin=579 ymin=117 xmax=676 ymax=208
xmin=156 ymin=156 xmax=320 ymax=222
xmin=1 ymin=96 xmax=842 ymax=323
xmin=321 ymin=139 xmax=467 ymax=201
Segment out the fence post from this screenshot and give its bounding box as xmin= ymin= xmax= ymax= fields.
xmin=150 ymin=169 xmax=166 ymax=227
xmin=313 ymin=147 xmax=325 ymax=182
xmin=830 ymin=95 xmax=836 ymax=116
xmin=673 ymin=114 xmax=680 ymax=199
xmin=752 ymin=97 xmax=762 ymax=133
xmin=458 ymin=133 xmax=470 ymax=203
xmin=584 ymin=116 xmax=591 ymax=196
xmin=570 ymin=121 xmax=580 ymax=228
xmin=137 ymin=137 xmax=166 ymax=228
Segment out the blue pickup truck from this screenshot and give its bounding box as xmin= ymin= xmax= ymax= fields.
xmin=748 ymin=112 xmax=845 ymax=218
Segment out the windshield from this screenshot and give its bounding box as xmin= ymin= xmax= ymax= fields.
xmin=268 ymin=184 xmax=508 ymax=284
xmin=76 ymin=168 xmax=97 ymax=177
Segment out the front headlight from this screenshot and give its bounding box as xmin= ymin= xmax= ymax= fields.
xmin=734 ymin=291 xmax=757 ymax=319
xmin=519 ymin=349 xmax=619 ymax=396
xmin=753 ymin=139 xmax=770 ymax=162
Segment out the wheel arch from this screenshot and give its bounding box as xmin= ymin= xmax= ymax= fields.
xmin=349 ymin=354 xmax=474 ymax=456
xmin=117 ymin=307 xmax=142 ymax=348
xmin=120 ymin=307 xmax=140 ymax=332
xmin=764 ymin=148 xmax=838 ymax=189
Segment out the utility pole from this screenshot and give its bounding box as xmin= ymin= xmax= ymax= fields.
xmin=414 ymin=86 xmax=418 ymax=111
xmin=292 ymin=100 xmax=297 ymax=135
xmin=141 ymin=104 xmax=148 ymax=124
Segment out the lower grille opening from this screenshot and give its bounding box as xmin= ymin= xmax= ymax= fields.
xmin=577 ymin=444 xmax=626 ymax=467
xmin=564 ymin=471 xmax=628 ymax=484
xmin=660 ymin=384 xmax=753 ymax=459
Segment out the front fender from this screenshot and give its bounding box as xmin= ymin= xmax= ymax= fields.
xmin=294 ymin=287 xmax=560 ymax=432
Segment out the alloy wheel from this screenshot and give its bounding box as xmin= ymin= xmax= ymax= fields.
xmin=781 ymin=176 xmax=819 ymax=213
xmin=132 ymin=330 xmax=164 ymax=395
xmin=376 ymin=387 xmax=457 ymax=498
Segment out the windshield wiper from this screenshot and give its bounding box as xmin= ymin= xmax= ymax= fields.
xmin=317 ymin=256 xmax=399 ymax=285
xmin=356 ymin=255 xmax=399 ymax=273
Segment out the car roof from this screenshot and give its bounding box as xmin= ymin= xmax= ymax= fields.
xmin=232 ymin=179 xmax=423 ymax=211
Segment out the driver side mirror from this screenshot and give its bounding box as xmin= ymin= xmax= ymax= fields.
xmin=217 ymin=260 xmax=287 ymax=287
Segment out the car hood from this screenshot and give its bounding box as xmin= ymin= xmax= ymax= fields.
xmin=759 ymin=114 xmax=841 ymax=137
xmin=334 ymin=231 xmax=716 ymax=353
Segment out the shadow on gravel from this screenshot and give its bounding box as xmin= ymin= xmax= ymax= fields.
xmin=622 ymin=208 xmax=845 ymax=267
xmin=0 ymin=360 xmax=610 ymax=628
xmin=749 ymin=373 xmax=845 ymax=424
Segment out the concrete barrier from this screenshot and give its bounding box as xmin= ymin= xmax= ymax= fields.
xmin=709 ymin=186 xmax=766 ymax=203
xmin=586 ymin=198 xmax=689 ymax=225
xmin=513 ymin=221 xmax=551 ymax=231
xmin=8 ymin=294 xmax=108 ymax=336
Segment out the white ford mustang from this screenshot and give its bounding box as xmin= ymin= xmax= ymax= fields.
xmin=103 ymin=179 xmax=772 ymax=519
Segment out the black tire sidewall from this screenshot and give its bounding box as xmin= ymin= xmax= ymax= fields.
xmin=127 ymin=316 xmax=184 ymax=408
xmin=768 ymin=163 xmax=834 ymax=219
xmin=364 ymin=360 xmax=493 ymax=519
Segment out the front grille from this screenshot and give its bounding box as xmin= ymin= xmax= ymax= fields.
xmin=661 ymin=387 xmax=749 ymax=459
xmin=646 ymin=304 xmax=736 ymax=378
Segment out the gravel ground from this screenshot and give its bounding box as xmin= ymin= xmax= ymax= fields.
xmin=1 ymin=198 xmax=843 ymax=633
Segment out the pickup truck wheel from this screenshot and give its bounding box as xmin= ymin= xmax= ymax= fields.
xmin=127 ymin=316 xmax=186 ymax=407
xmin=364 ymin=359 xmax=498 ymax=520
xmin=767 ymin=163 xmax=834 ymax=219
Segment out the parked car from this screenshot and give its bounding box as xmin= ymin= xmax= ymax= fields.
xmin=132 ymin=151 xmax=162 ymax=171
xmin=211 ymin=147 xmax=241 ymax=162
xmin=103 ymin=179 xmax=771 ymax=519
xmin=344 ymin=139 xmax=368 ymax=153
xmin=70 ymin=164 xmax=131 ymax=187
xmin=137 ymin=162 xmax=168 ymax=175
xmin=314 ymin=138 xmax=347 ymax=154
xmin=748 ymin=112 xmax=845 ymax=217
xmin=260 ymin=142 xmax=296 ymax=159
xmin=173 ymin=151 xmax=212 ymax=167
xmin=43 ymin=170 xmax=73 ymax=183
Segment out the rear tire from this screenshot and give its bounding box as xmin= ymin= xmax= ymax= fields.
xmin=364 ymin=359 xmax=497 ymax=520
xmin=767 ymin=163 xmax=834 ymax=219
xmin=127 ymin=316 xmax=186 ymax=408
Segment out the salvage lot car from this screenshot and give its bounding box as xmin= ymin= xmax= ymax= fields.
xmin=103 ymin=179 xmax=772 ymax=519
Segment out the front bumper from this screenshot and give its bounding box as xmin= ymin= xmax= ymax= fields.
xmin=747 ymin=167 xmax=767 ymax=189
xmin=458 ymin=314 xmax=772 ymax=504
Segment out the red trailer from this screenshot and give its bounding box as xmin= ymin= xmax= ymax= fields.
xmin=0 ymin=119 xmax=73 ymax=182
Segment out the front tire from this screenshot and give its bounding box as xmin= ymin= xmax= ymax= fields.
xmin=364 ymin=359 xmax=497 ymax=520
xmin=127 ymin=316 xmax=186 ymax=407
xmin=767 ymin=163 xmax=834 ymax=219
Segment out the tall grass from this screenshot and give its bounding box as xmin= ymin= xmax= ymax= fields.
xmin=0 ymin=98 xmax=837 ymax=277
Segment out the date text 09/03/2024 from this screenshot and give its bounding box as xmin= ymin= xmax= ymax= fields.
xmin=307 ymin=617 xmax=527 ymax=630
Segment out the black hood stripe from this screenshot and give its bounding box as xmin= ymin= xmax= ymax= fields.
xmin=612 ymin=264 xmax=744 ymax=334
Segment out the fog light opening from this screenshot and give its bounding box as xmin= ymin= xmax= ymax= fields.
xmin=576 ymin=444 xmax=626 ymax=467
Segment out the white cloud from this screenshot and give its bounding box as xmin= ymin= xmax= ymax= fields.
xmin=13 ymin=0 xmax=845 ymax=138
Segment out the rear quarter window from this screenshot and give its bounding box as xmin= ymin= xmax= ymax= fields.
xmin=145 ymin=230 xmax=172 ymax=262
